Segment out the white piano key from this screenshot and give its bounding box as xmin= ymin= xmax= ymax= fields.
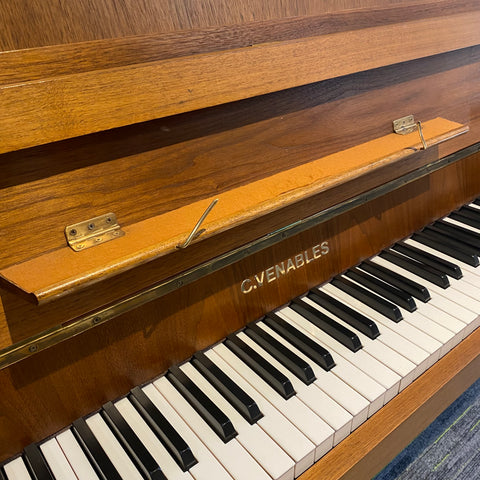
xmin=278 ymin=307 xmax=388 ymax=411
xmin=39 ymin=438 xmax=77 ymax=480
xmin=236 ymin=331 xmax=352 ymax=445
xmin=339 ymin=274 xmax=457 ymax=356
xmin=320 ymin=283 xmax=431 ymax=377
xmin=140 ymin=383 xmax=233 ymax=480
xmin=408 ymin=301 xmax=467 ymax=337
xmin=56 ymin=429 xmax=100 ymax=480
xmin=113 ymin=398 xmax=194 ymax=480
xmin=180 ymin=362 xmax=295 ymax=480
xmin=301 ymin=298 xmax=417 ymax=390
xmin=295 ymin=296 xmax=402 ymax=397
xmin=371 ymin=256 xmax=480 ymax=320
xmin=469 ymin=202 xmax=480 ymax=210
xmin=404 ymin=237 xmax=480 ymax=281
xmin=152 ymin=377 xmax=271 ymax=480
xmin=213 ymin=343 xmax=334 ymax=460
xmin=205 ymin=349 xmax=316 ymax=477
xmin=3 ymin=457 xmax=32 ymax=480
xmin=85 ymin=413 xmax=144 ymax=480
xmin=443 ymin=216 xmax=480 ymax=235
xmin=322 ymin=281 xmax=441 ymax=363
xmin=403 ymin=238 xmax=480 ymax=324
xmin=255 ymin=321 xmax=370 ymax=430
xmin=378 ymin=254 xmax=480 ymax=314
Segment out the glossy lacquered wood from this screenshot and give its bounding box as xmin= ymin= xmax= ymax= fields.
xmin=0 ymin=150 xmax=479 ymax=461
xmin=0 ymin=10 xmax=479 ymax=153
xmin=0 ymin=118 xmax=466 ymax=304
xmin=0 ymin=45 xmax=479 ymax=275
xmin=0 ymin=0 xmax=474 ymax=51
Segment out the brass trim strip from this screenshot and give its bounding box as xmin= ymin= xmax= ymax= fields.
xmin=1 ymin=142 xmax=479 ymax=370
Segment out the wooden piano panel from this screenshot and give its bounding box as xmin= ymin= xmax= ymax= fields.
xmin=0 ymin=0 xmax=459 ymax=50
xmin=1 ymin=149 xmax=479 ymax=464
xmin=1 ymin=2 xmax=480 ymax=477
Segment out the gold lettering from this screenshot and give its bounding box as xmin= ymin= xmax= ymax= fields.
xmin=312 ymin=244 xmax=322 ymax=259
xmin=275 ymin=262 xmax=286 ymax=278
xmin=295 ymin=253 xmax=305 ymax=268
xmin=241 ymin=279 xmax=253 ymax=294
xmin=254 ymin=271 xmax=265 ymax=286
xmin=286 ymin=258 xmax=296 ymax=273
xmin=304 ymin=249 xmax=314 ymax=264
xmin=266 ymin=266 xmax=276 ymax=283
xmin=321 ymin=241 xmax=330 ymax=255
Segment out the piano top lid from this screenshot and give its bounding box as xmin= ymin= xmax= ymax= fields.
xmin=0 ymin=117 xmax=468 ymax=305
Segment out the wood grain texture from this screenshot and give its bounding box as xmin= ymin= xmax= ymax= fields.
xmin=1 ymin=0 xmax=477 ymax=85
xmin=0 ymin=150 xmax=479 ymax=461
xmin=0 ymin=45 xmax=478 ymax=274
xmin=1 ymin=11 xmax=479 ymax=153
xmin=0 ymin=147 xmax=479 ymax=351
xmin=0 ymin=0 xmax=449 ymax=51
xmin=0 ymin=118 xmax=467 ymax=303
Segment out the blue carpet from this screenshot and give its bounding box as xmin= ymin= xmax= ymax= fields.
xmin=374 ymin=377 xmax=480 ymax=480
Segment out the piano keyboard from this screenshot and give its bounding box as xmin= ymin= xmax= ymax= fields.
xmin=2 ymin=200 xmax=480 ymax=480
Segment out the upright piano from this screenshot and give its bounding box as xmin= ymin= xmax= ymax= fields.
xmin=1 ymin=1 xmax=480 ymax=478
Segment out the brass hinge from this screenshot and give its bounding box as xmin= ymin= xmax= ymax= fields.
xmin=65 ymin=213 xmax=125 ymax=251
xmin=393 ymin=115 xmax=427 ymax=149
xmin=393 ymin=115 xmax=417 ymax=135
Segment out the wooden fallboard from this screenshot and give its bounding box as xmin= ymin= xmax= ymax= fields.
xmin=1 ymin=148 xmax=480 ymax=461
xmin=0 ymin=117 xmax=467 ymax=305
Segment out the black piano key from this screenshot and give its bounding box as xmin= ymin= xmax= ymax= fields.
xmin=449 ymin=210 xmax=480 ymax=230
xmin=307 ymin=288 xmax=380 ymax=339
xmin=392 ymin=240 xmax=463 ymax=280
xmin=344 ymin=267 xmax=417 ymax=312
xmin=192 ymin=351 xmax=263 ymax=425
xmin=101 ymin=402 xmax=167 ymax=480
xmin=380 ymin=249 xmax=450 ymax=289
xmin=264 ymin=313 xmax=335 ymax=371
xmin=473 ymin=198 xmax=480 ymax=206
xmin=459 ymin=205 xmax=480 ymax=222
xmin=433 ymin=220 xmax=480 ymax=248
xmin=0 ymin=467 xmax=5 ymax=480
xmin=23 ymin=444 xmax=54 ymax=480
xmin=330 ymin=275 xmax=403 ymax=322
xmin=412 ymin=231 xmax=479 ymax=267
xmin=244 ymin=322 xmax=316 ymax=385
xmin=129 ymin=386 xmax=197 ymax=472
xmin=167 ymin=365 xmax=238 ymax=443
xmin=290 ymin=297 xmax=363 ymax=352
xmin=360 ymin=259 xmax=431 ymax=302
xmin=423 ymin=225 xmax=480 ymax=255
xmin=225 ymin=334 xmax=296 ymax=400
xmin=72 ymin=418 xmax=122 ymax=480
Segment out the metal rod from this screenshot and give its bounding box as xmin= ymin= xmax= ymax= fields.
xmin=176 ymin=199 xmax=219 ymax=249
xmin=0 ymin=142 xmax=478 ymax=370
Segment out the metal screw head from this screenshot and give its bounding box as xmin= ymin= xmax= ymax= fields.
xmin=88 ymin=223 xmax=95 ymax=230
xmin=106 ymin=217 xmax=112 ymax=224
xmin=93 ymin=316 xmax=102 ymax=324
xmin=70 ymin=228 xmax=77 ymax=236
xmin=29 ymin=344 xmax=38 ymax=353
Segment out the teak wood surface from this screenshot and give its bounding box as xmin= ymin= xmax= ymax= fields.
xmin=0 ymin=117 xmax=467 ymax=304
xmin=0 ymin=150 xmax=480 ymax=463
xmin=1 ymin=40 xmax=479 ymax=351
xmin=1 ymin=4 xmax=480 ymax=153
xmin=1 ymin=1 xmax=480 ymax=476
